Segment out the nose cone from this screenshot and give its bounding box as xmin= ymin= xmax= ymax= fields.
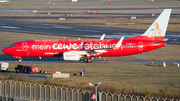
xmin=2 ymin=48 xmax=7 ymax=53
xmin=2 ymin=47 xmax=10 ymax=55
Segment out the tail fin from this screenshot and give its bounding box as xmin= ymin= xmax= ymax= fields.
xmin=128 ymin=9 xmax=172 ymax=41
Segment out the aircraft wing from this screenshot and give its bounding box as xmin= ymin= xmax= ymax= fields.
xmin=76 ymin=49 xmax=108 ymax=55
xmin=75 ymin=36 xmax=124 ymax=55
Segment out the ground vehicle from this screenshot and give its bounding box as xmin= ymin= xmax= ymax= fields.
xmin=0 ymin=62 xmax=9 ymax=71
xmin=15 ymin=65 xmax=38 ymax=73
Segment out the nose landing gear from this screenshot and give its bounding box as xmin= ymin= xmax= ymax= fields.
xmin=19 ymin=59 xmax=22 ymax=63
xmin=13 ymin=56 xmax=22 ymax=63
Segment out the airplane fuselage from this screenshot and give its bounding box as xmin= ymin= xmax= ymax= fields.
xmin=3 ymin=39 xmax=165 ymax=58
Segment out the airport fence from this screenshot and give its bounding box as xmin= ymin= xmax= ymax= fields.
xmin=0 ymin=79 xmax=178 ymax=101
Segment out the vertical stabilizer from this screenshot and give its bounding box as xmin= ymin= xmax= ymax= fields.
xmin=128 ymin=9 xmax=172 ymax=41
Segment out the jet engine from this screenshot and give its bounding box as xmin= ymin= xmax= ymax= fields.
xmin=63 ymin=52 xmax=81 ymax=61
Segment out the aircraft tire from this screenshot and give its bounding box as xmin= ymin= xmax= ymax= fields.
xmin=87 ymin=58 xmax=92 ymax=63
xmin=84 ymin=58 xmax=88 ymax=63
xmin=19 ymin=59 xmax=22 ymax=63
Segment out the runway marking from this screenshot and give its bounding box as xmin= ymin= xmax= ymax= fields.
xmin=166 ymin=35 xmax=180 ymax=37
xmin=52 ymin=26 xmax=71 ymax=29
xmin=116 ymin=33 xmax=140 ymax=36
xmin=27 ymin=26 xmax=51 ymax=29
xmin=74 ymin=29 xmax=101 ymax=32
xmin=0 ymin=26 xmax=20 ymax=29
xmin=82 ymin=35 xmax=104 ymax=38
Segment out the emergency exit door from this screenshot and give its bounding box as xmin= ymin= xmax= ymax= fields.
xmin=22 ymin=42 xmax=27 ymax=51
xmin=139 ymin=42 xmax=143 ymax=51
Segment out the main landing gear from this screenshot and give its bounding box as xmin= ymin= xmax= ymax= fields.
xmin=84 ymin=58 xmax=92 ymax=63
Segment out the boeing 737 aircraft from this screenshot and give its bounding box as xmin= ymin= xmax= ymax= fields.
xmin=3 ymin=9 xmax=172 ymax=63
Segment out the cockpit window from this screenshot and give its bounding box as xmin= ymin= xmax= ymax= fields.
xmin=9 ymin=45 xmax=17 ymax=47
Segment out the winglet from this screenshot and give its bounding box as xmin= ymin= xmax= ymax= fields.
xmin=100 ymin=34 xmax=105 ymax=40
xmin=114 ymin=36 xmax=124 ymax=49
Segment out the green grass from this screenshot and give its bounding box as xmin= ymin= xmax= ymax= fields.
xmin=7 ymin=63 xmax=180 ymax=91
xmin=1 ymin=62 xmax=179 ymax=99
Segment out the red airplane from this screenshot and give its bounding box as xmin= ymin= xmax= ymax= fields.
xmin=2 ymin=9 xmax=172 ymax=63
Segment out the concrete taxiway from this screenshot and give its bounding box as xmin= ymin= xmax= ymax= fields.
xmin=0 ymin=21 xmax=180 ymax=42
xmin=0 ymin=15 xmax=180 ymax=19
xmin=1 ymin=60 xmax=180 ymax=64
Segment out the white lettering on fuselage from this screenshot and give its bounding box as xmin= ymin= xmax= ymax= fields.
xmin=32 ymin=43 xmax=51 ymax=50
xmin=31 ymin=42 xmax=117 ymax=50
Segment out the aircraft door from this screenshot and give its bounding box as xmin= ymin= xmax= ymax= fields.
xmin=139 ymin=42 xmax=143 ymax=51
xmin=22 ymin=42 xmax=27 ymax=51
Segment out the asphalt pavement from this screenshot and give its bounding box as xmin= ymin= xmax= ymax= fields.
xmin=0 ymin=20 xmax=179 ymax=44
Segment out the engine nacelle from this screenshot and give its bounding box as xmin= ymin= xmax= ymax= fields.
xmin=63 ymin=52 xmax=80 ymax=61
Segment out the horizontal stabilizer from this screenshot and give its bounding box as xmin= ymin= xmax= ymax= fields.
xmin=153 ymin=38 xmax=177 ymax=43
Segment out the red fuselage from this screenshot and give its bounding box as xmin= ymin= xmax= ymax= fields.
xmin=2 ymin=39 xmax=166 ymax=59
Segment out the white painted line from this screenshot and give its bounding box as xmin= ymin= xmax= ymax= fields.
xmin=0 ymin=26 xmax=20 ymax=29
xmin=82 ymin=35 xmax=103 ymax=38
xmin=166 ymin=35 xmax=180 ymax=37
xmin=27 ymin=26 xmax=51 ymax=29
xmin=52 ymin=26 xmax=71 ymax=29
xmin=0 ymin=1 xmax=7 ymax=2
xmin=74 ymin=29 xmax=101 ymax=33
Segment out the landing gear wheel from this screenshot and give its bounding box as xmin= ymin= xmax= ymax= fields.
xmin=84 ymin=58 xmax=88 ymax=63
xmin=19 ymin=59 xmax=22 ymax=63
xmin=87 ymin=58 xmax=92 ymax=63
